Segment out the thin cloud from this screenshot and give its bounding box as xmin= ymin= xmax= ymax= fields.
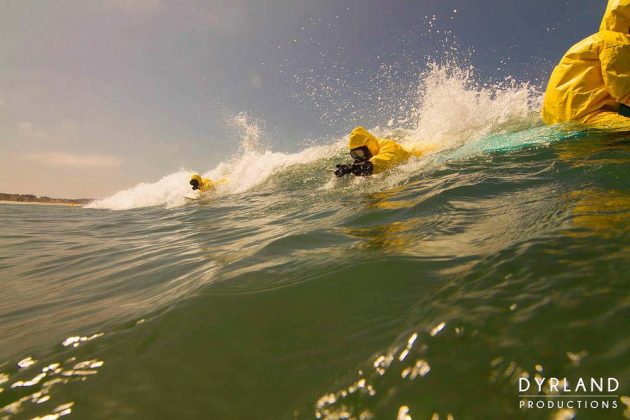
xmin=18 ymin=122 xmax=49 ymax=140
xmin=18 ymin=120 xmax=79 ymax=143
xmin=24 ymin=152 xmax=123 ymax=168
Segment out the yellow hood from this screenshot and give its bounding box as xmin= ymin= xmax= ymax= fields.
xmin=600 ymin=0 xmax=630 ymax=32
xmin=348 ymin=126 xmax=380 ymax=156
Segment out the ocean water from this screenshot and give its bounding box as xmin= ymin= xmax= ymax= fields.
xmin=1 ymin=67 xmax=629 ymax=419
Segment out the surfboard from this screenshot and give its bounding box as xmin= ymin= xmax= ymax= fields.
xmin=182 ymin=193 xmax=201 ymax=201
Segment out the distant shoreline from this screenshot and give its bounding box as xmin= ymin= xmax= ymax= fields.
xmin=0 ymin=200 xmax=85 ymax=207
xmin=0 ymin=193 xmax=92 ymax=206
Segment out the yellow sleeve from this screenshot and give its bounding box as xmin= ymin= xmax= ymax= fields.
xmin=369 ymin=140 xmax=411 ymax=174
xmin=600 ymin=36 xmax=630 ymax=106
xmin=370 ymin=151 xmax=396 ymax=174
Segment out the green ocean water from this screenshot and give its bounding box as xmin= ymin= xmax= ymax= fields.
xmin=1 ymin=127 xmax=629 ymax=419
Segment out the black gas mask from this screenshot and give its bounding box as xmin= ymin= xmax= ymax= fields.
xmin=350 ymin=146 xmax=372 ymax=162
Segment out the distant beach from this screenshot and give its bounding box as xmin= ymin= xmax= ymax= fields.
xmin=0 ymin=193 xmax=91 ymax=206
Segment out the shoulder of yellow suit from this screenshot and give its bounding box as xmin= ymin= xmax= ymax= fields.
xmin=198 ymin=177 xmax=215 ymax=192
xmin=600 ymin=0 xmax=630 ymax=33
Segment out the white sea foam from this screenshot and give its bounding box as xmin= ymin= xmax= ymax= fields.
xmin=88 ymin=63 xmax=543 ymax=210
xmin=409 ymin=63 xmax=542 ymax=148
xmin=86 ymin=170 xmax=195 ymax=210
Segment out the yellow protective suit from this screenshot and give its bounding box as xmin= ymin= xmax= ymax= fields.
xmin=190 ymin=174 xmax=223 ymax=192
xmin=541 ymin=0 xmax=630 ymax=129
xmin=348 ymin=126 xmax=423 ymax=174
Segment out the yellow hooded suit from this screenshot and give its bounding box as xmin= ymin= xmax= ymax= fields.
xmin=348 ymin=127 xmax=423 ymax=174
xmin=190 ymin=174 xmax=221 ymax=192
xmin=541 ymin=0 xmax=630 ymax=129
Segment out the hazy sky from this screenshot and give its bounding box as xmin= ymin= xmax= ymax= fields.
xmin=0 ymin=0 xmax=604 ymax=198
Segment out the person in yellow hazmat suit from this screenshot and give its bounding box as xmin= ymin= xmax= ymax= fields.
xmin=189 ymin=174 xmax=225 ymax=192
xmin=334 ymin=126 xmax=424 ymax=177
xmin=541 ymin=0 xmax=630 ymax=129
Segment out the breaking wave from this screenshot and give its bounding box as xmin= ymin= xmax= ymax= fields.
xmin=88 ymin=63 xmax=544 ymax=211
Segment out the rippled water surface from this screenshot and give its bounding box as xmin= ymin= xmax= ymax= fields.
xmin=1 ymin=130 xmax=629 ymax=419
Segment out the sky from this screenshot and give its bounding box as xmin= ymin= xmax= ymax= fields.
xmin=0 ymin=0 xmax=605 ymax=198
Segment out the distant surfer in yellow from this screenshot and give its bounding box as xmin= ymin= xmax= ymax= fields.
xmin=334 ymin=126 xmax=426 ymax=177
xmin=189 ymin=174 xmax=224 ymax=192
xmin=541 ymin=0 xmax=630 ymax=129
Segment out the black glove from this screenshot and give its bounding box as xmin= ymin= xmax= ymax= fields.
xmin=334 ymin=164 xmax=353 ymax=177
xmin=351 ymin=161 xmax=374 ymax=176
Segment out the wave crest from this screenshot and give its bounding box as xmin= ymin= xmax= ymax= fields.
xmin=88 ymin=63 xmax=544 ymax=210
